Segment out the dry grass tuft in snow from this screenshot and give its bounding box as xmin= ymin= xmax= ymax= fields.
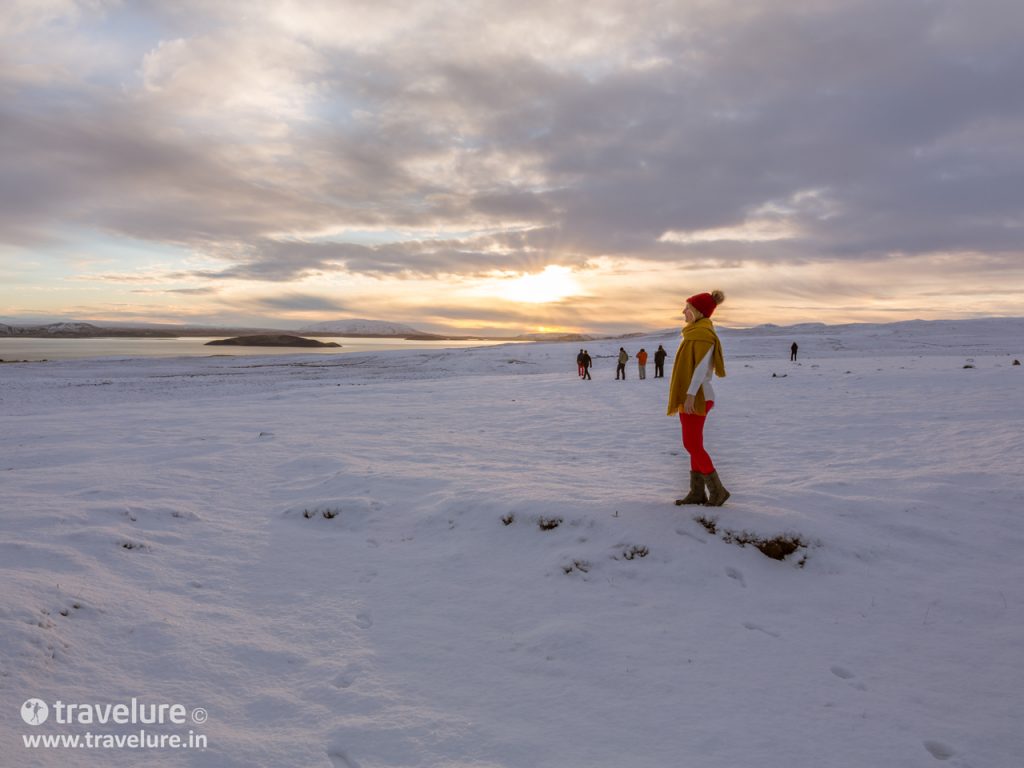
xmin=695 ymin=515 xmax=811 ymax=564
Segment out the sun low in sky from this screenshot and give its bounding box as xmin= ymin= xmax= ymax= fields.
xmin=475 ymin=266 xmax=583 ymax=305
xmin=2 ymin=1 xmax=1022 ymax=334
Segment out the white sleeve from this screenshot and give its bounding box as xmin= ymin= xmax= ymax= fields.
xmin=686 ymin=346 xmax=713 ymax=397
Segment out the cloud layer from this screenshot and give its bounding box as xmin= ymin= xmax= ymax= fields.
xmin=2 ymin=0 xmax=1022 ymax=329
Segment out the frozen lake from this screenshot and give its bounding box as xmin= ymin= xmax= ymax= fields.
xmin=0 ymin=335 xmax=514 ymax=362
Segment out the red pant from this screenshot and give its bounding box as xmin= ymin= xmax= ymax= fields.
xmin=680 ymin=400 xmax=715 ymax=474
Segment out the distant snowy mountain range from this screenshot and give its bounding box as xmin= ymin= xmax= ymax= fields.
xmin=0 ymin=322 xmax=180 ymax=338
xmin=298 ymin=319 xmax=426 ymax=337
xmin=4 ymin=316 xmax=1021 ymax=343
xmin=513 ymin=331 xmax=596 ymax=341
xmin=0 ymin=319 xmax=431 ymax=339
xmin=298 ymin=320 xmax=598 ymax=342
xmin=1 ymin=322 xmax=98 ymax=335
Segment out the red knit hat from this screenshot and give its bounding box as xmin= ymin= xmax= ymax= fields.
xmin=686 ymin=292 xmax=717 ymax=318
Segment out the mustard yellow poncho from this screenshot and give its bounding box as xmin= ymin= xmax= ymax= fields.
xmin=666 ymin=318 xmax=726 ymax=416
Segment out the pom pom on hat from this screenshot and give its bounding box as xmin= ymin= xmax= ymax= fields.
xmin=686 ymin=290 xmax=724 ymax=318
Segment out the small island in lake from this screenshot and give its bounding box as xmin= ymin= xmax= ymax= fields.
xmin=205 ymin=335 xmax=342 ymax=347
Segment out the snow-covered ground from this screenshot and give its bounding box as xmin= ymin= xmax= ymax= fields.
xmin=2 ymin=319 xmax=1022 ymax=767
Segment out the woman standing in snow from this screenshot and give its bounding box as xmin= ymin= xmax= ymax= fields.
xmin=667 ymin=291 xmax=730 ymax=506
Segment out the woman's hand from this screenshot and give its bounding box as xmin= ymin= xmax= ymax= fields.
xmin=683 ymin=394 xmax=696 ymax=414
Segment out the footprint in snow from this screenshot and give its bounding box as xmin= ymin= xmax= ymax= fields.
xmin=674 ymin=527 xmax=706 ymax=543
xmin=830 ymin=665 xmax=868 ymax=690
xmin=327 ymin=748 xmax=362 ymax=768
xmin=726 ymin=567 xmax=746 ymax=587
xmin=332 ymin=670 xmax=358 ymax=689
xmin=354 ymin=611 xmax=373 ymax=629
xmin=923 ymin=741 xmax=956 ymax=761
xmin=742 ymin=622 xmax=779 ymax=638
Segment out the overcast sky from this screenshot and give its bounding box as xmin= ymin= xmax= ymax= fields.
xmin=2 ymin=0 xmax=1022 ymax=333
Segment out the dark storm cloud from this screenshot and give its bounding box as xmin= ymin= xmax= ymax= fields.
xmin=2 ymin=0 xmax=1023 ymax=281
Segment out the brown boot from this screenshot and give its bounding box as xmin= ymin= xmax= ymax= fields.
xmin=702 ymin=470 xmax=730 ymax=507
xmin=675 ymin=471 xmax=707 ymax=505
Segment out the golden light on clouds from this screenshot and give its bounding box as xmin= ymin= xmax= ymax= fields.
xmin=659 ymin=219 xmax=799 ymax=245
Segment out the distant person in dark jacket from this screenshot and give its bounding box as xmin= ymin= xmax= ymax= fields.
xmin=576 ymin=349 xmax=585 ymax=377
xmin=616 ymin=347 xmax=629 ymax=379
xmin=790 ymin=342 xmax=799 ymax=361
xmin=581 ymin=350 xmax=592 ymax=380
xmin=654 ymin=345 xmax=667 ymax=378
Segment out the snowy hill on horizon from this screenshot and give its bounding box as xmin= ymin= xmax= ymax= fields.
xmin=298 ymin=318 xmax=426 ymax=336
xmin=640 ymin=316 xmax=1024 ymax=359
xmin=0 ymin=321 xmax=104 ymax=336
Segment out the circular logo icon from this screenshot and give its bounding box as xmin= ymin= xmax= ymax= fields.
xmin=21 ymin=699 xmax=50 ymax=725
